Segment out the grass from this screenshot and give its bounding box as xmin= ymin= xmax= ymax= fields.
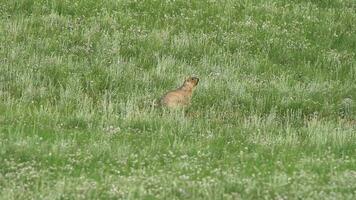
xmin=0 ymin=0 xmax=355 ymax=199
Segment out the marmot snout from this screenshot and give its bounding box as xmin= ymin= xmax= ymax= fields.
xmin=159 ymin=76 xmax=199 ymax=108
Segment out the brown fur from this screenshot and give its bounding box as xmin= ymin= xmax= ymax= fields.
xmin=159 ymin=76 xmax=199 ymax=108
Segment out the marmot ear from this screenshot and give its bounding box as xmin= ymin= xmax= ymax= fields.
xmin=184 ymin=76 xmax=191 ymax=81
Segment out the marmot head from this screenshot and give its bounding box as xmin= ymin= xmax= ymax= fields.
xmin=183 ymin=76 xmax=199 ymax=89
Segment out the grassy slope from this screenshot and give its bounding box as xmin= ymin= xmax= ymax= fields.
xmin=0 ymin=0 xmax=355 ymax=199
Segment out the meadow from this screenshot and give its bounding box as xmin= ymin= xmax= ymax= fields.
xmin=0 ymin=0 xmax=355 ymax=199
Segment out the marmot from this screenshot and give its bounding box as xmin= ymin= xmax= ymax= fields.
xmin=159 ymin=76 xmax=199 ymax=108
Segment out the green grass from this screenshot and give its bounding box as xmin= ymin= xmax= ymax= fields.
xmin=1 ymin=0 xmax=356 ymax=199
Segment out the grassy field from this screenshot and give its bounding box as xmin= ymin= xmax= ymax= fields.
xmin=1 ymin=0 xmax=356 ymax=199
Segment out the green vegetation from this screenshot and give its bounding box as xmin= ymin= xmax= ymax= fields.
xmin=1 ymin=0 xmax=355 ymax=199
